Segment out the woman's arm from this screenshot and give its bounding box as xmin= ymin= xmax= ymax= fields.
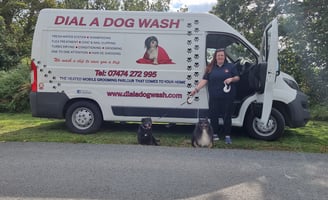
xmin=224 ymin=76 xmax=240 ymax=84
xmin=190 ymin=79 xmax=208 ymax=96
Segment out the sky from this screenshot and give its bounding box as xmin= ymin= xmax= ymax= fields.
xmin=169 ymin=0 xmax=217 ymax=13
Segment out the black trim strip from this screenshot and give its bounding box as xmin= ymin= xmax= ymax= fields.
xmin=112 ymin=106 xmax=208 ymax=118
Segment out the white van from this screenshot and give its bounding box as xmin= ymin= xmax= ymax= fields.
xmin=30 ymin=9 xmax=310 ymax=140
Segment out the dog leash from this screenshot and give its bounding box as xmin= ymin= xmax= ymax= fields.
xmin=180 ymin=95 xmax=200 ymax=119
xmin=180 ymin=95 xmax=194 ymax=106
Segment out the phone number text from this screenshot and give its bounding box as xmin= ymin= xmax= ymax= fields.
xmin=95 ymin=69 xmax=157 ymax=78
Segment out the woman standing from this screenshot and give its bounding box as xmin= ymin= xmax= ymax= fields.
xmin=191 ymin=48 xmax=240 ymax=144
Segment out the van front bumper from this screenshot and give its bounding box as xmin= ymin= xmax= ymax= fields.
xmin=287 ymin=91 xmax=310 ymax=128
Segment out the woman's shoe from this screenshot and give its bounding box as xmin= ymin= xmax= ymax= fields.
xmin=225 ymin=135 xmax=232 ymax=144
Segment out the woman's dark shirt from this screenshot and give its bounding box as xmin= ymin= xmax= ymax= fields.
xmin=203 ymin=62 xmax=239 ymax=99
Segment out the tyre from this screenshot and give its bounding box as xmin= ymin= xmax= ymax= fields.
xmin=245 ymin=108 xmax=285 ymax=141
xmin=65 ymin=101 xmax=103 ymax=134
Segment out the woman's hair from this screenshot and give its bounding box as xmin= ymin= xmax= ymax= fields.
xmin=205 ymin=48 xmax=227 ymax=74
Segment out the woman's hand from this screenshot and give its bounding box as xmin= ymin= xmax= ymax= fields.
xmin=224 ymin=78 xmax=233 ymax=85
xmin=190 ymin=79 xmax=208 ymax=96
xmin=224 ymin=76 xmax=240 ymax=84
xmin=190 ymin=88 xmax=198 ymax=96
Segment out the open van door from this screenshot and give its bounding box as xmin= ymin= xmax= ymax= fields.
xmin=246 ymin=18 xmax=284 ymax=140
xmin=259 ymin=18 xmax=279 ymax=125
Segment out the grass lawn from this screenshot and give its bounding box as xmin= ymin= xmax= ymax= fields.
xmin=0 ymin=113 xmax=327 ymax=153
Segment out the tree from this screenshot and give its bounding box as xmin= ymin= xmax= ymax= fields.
xmin=0 ymin=0 xmax=26 ymax=70
xmin=91 ymin=0 xmax=121 ymax=10
xmin=149 ymin=0 xmax=170 ymax=12
xmin=59 ymin=0 xmax=90 ymax=9
xmin=0 ymin=17 xmax=16 ymax=70
xmin=0 ymin=0 xmax=57 ymax=70
xmin=121 ymin=0 xmax=149 ymax=11
xmin=121 ymin=0 xmax=170 ymax=11
xmin=210 ymin=0 xmax=280 ymax=48
xmin=279 ymin=0 xmax=328 ymax=103
xmin=301 ymin=0 xmax=327 ymax=102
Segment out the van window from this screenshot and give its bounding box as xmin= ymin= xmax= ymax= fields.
xmin=206 ymin=34 xmax=257 ymax=65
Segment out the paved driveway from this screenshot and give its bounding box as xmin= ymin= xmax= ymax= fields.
xmin=0 ymin=142 xmax=327 ymax=200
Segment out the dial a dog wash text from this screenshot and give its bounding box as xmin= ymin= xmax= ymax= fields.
xmin=54 ymin=16 xmax=180 ymax=29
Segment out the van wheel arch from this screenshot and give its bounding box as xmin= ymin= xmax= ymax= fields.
xmin=245 ymin=107 xmax=285 ymax=141
xmin=65 ymin=99 xmax=103 ymax=134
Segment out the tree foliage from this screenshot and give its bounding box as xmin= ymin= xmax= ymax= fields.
xmin=58 ymin=0 xmax=92 ymax=9
xmin=211 ymin=0 xmax=278 ymax=48
xmin=121 ymin=0 xmax=170 ymax=11
xmin=290 ymin=0 xmax=328 ymax=103
xmin=0 ymin=0 xmax=57 ymax=71
xmin=121 ymin=0 xmax=149 ymax=11
xmin=0 ymin=15 xmax=20 ymax=71
xmin=91 ymin=0 xmax=121 ymax=10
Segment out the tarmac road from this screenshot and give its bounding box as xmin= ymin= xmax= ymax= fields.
xmin=0 ymin=142 xmax=327 ymax=200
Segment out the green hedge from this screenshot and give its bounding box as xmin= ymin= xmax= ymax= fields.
xmin=0 ymin=63 xmax=30 ymax=112
xmin=310 ymin=104 xmax=328 ymax=121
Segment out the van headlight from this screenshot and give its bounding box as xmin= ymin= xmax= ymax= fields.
xmin=283 ymin=78 xmax=300 ymax=91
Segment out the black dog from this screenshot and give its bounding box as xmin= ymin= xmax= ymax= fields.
xmin=137 ymin=118 xmax=159 ymax=145
xmin=191 ymin=118 xmax=214 ymax=148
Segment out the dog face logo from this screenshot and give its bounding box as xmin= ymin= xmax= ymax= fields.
xmin=145 ymin=36 xmax=158 ymax=49
xmin=136 ymin=36 xmax=175 ymax=65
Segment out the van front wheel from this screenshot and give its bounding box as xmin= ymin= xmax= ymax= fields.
xmin=65 ymin=101 xmax=103 ymax=134
xmin=246 ymin=108 xmax=285 ymax=141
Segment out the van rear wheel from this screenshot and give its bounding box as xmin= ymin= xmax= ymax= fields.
xmin=65 ymin=101 xmax=103 ymax=134
xmin=246 ymin=108 xmax=285 ymax=141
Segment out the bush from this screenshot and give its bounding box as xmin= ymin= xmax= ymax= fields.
xmin=0 ymin=62 xmax=30 ymax=112
xmin=310 ymin=104 xmax=328 ymax=121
